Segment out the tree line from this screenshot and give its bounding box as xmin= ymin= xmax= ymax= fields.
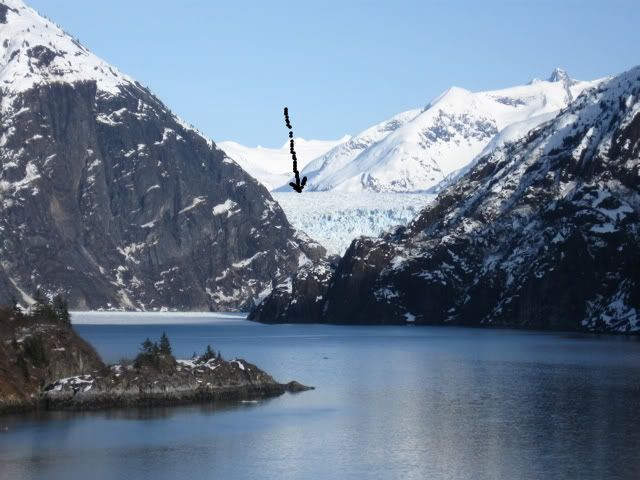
xmin=3 ymin=291 xmax=71 ymax=325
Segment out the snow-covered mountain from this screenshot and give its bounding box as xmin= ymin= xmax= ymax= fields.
xmin=270 ymin=108 xmax=421 ymax=192
xmin=0 ymin=0 xmax=326 ymax=310
xmin=0 ymin=0 xmax=136 ymax=99
xmin=219 ymin=136 xmax=349 ymax=190
xmin=224 ymin=71 xmax=603 ymax=256
xmin=252 ymin=65 xmax=640 ymax=333
xmin=277 ymin=70 xmax=603 ymax=193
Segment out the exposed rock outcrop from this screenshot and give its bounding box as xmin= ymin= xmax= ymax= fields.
xmin=41 ymin=357 xmax=312 ymax=411
xmin=249 ymin=258 xmax=335 ymax=323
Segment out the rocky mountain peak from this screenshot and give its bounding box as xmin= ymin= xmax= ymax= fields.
xmin=548 ymin=67 xmax=572 ymax=84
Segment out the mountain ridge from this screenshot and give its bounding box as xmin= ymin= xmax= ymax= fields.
xmin=251 ymin=65 xmax=640 ymax=333
xmin=225 ymin=70 xmax=604 ymax=195
xmin=294 ymin=71 xmax=603 ymax=193
xmin=219 ymin=136 xmax=349 ymax=191
xmin=0 ymin=0 xmax=326 ymax=310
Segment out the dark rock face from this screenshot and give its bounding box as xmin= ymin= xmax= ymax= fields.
xmin=249 ymin=258 xmax=335 ymax=323
xmin=26 ymin=45 xmax=58 ymax=67
xmin=0 ymin=2 xmax=325 ymax=310
xmin=0 ymin=3 xmax=16 ymax=23
xmin=253 ymin=67 xmax=640 ymax=333
xmin=0 ymin=80 xmax=324 ymax=310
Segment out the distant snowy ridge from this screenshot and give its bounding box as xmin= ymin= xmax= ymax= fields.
xmin=270 ymin=69 xmax=604 ymax=193
xmin=219 ymin=136 xmax=349 ymax=190
xmin=276 ymin=108 xmax=423 ymax=192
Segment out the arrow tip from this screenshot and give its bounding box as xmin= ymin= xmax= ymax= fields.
xmin=289 ymin=181 xmax=303 ymax=193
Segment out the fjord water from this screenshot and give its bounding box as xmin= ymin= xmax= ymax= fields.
xmin=1 ymin=315 xmax=639 ymax=480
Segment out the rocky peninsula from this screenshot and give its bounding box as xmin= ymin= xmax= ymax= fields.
xmin=0 ymin=298 xmax=311 ymax=415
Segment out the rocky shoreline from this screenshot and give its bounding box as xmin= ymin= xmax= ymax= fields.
xmin=38 ymin=358 xmax=312 ymax=412
xmin=2 ymin=352 xmax=313 ymax=416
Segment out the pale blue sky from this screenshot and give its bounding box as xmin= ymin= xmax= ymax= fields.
xmin=29 ymin=0 xmax=640 ymax=147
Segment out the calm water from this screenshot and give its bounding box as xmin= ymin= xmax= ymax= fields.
xmin=1 ymin=314 xmax=639 ymax=480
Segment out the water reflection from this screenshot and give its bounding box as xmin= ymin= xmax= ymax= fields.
xmin=1 ymin=322 xmax=639 ymax=480
xmin=1 ymin=396 xmax=273 ymax=427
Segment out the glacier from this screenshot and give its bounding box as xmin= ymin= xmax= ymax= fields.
xmin=272 ymin=192 xmax=435 ymax=255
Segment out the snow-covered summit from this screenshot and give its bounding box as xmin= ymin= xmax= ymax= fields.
xmin=548 ymin=67 xmax=574 ymax=84
xmin=270 ymin=69 xmax=604 ymax=193
xmin=530 ymin=68 xmax=577 ymax=86
xmin=0 ymin=0 xmax=133 ymax=101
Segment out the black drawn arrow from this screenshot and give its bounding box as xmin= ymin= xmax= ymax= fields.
xmin=284 ymin=107 xmax=307 ymax=193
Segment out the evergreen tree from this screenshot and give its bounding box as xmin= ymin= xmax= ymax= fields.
xmin=135 ymin=337 xmax=160 ymax=369
xmin=202 ymin=344 xmax=216 ymax=361
xmin=31 ymin=289 xmax=47 ymax=317
xmin=52 ymin=295 xmax=70 ymax=325
xmin=159 ymin=331 xmax=172 ymax=356
xmin=141 ymin=338 xmax=154 ymax=355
